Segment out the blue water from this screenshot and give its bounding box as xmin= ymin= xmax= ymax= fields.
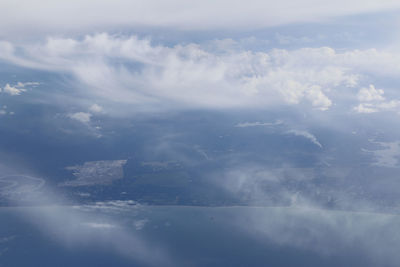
xmin=0 ymin=205 xmax=391 ymax=267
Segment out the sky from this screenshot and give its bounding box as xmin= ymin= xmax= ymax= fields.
xmin=2 ymin=1 xmax=400 ymax=266
xmin=2 ymin=1 xmax=400 ymax=118
xmin=0 ymin=1 xmax=400 ymax=115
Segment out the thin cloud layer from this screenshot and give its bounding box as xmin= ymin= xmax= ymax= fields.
xmin=0 ymin=173 xmax=174 ymax=267
xmin=233 ymin=206 xmax=400 ymax=266
xmin=1 ymin=0 xmax=400 ymax=36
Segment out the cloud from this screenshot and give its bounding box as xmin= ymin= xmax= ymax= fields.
xmin=354 ymin=103 xmax=379 ymax=113
xmin=133 ymin=219 xmax=149 ymax=231
xmin=0 ymin=34 xmax=381 ymax=112
xmin=235 ymin=120 xmax=283 ymax=127
xmin=212 ymin=163 xmax=400 ymax=266
xmin=0 ymin=175 xmax=45 ymax=200
xmin=64 ymin=110 xmax=104 ymax=138
xmin=2 ymin=83 xmax=25 ymax=96
xmin=287 ymin=129 xmax=323 ymax=148
xmin=354 ymin=84 xmax=400 ymax=113
xmin=231 ymin=205 xmax=400 ymax=265
xmin=4 ymin=35 xmax=400 ymax=115
xmin=0 ymin=173 xmax=174 ymax=267
xmin=21 ymin=204 xmax=173 ymax=266
xmin=0 ymin=81 xmax=38 ymax=96
xmin=214 ymin=165 xmax=317 ymax=206
xmin=82 ymin=222 xmax=117 ymax=229
xmin=89 ymin=104 xmax=103 ymax=113
xmin=68 ymin=112 xmax=92 ymax=123
xmin=357 ymin=84 xmax=385 ymax=102
xmin=1 ymin=0 xmax=400 ymax=36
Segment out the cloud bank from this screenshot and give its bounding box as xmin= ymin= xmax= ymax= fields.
xmin=4 ymin=34 xmax=400 ymax=113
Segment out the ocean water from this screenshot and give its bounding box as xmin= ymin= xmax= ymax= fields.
xmin=0 ymin=204 xmax=394 ymax=267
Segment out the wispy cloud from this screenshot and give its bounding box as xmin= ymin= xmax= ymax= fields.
xmin=235 ymin=120 xmax=283 ymax=128
xmin=287 ymin=129 xmax=323 ymax=148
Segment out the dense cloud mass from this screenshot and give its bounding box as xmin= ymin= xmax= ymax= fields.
xmin=1 ymin=33 xmax=400 ymax=113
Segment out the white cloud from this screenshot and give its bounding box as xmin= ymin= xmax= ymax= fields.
xmin=18 ymin=204 xmax=173 ymax=266
xmin=1 ymin=0 xmax=400 ymax=36
xmin=16 ymin=82 xmax=39 ymax=87
xmin=0 ymin=34 xmax=378 ymax=112
xmin=68 ymin=112 xmax=92 ymax=123
xmin=0 ymin=174 xmax=173 ymax=267
xmin=2 ymin=83 xmax=25 ymax=95
xmin=305 ymin=85 xmax=332 ymax=111
xmin=0 ymin=81 xmax=38 ymax=96
xmin=357 ymin=84 xmax=385 ymax=102
xmin=89 ymin=104 xmax=103 ymax=113
xmin=206 ymin=162 xmax=400 ymax=265
xmin=235 ymin=120 xmax=282 ymax=128
xmin=82 ymin=222 xmax=116 ymax=229
xmin=0 ymin=175 xmax=45 ymax=198
xmin=4 ymin=35 xmax=400 ymax=114
xmin=354 ymin=85 xmax=400 ymax=113
xmin=233 ymin=205 xmax=400 ymax=264
xmin=287 ymin=130 xmax=322 ymax=148
xmin=354 ymin=103 xmax=379 ymax=113
xmin=133 ymin=219 xmax=149 ymax=230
